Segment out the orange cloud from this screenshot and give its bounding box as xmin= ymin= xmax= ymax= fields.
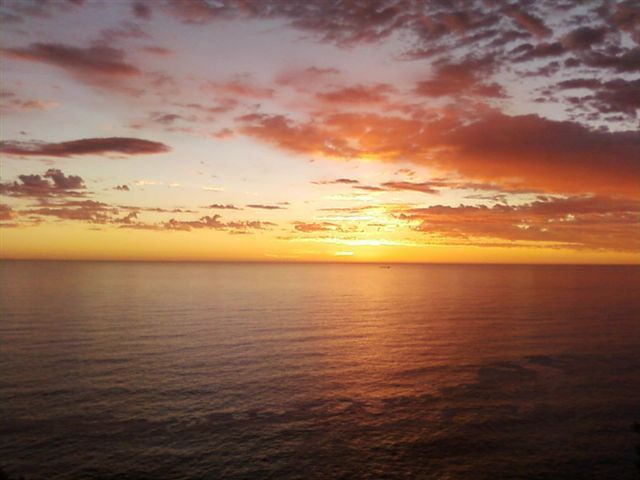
xmin=238 ymin=111 xmax=640 ymax=198
xmin=316 ymin=83 xmax=393 ymax=104
xmin=293 ymin=221 xmax=339 ymax=233
xmin=397 ymin=195 xmax=640 ymax=251
xmin=204 ymin=77 xmax=274 ymax=100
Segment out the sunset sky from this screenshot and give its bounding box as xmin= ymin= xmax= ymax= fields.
xmin=1 ymin=0 xmax=638 ymax=263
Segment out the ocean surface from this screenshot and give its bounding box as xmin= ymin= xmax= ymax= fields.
xmin=1 ymin=261 xmax=639 ymax=479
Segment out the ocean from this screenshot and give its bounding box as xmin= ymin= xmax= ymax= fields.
xmin=1 ymin=261 xmax=639 ymax=479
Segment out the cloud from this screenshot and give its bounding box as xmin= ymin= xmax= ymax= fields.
xmin=165 ymin=0 xmax=405 ymax=45
xmin=293 ymin=221 xmax=339 ymax=233
xmin=206 ymin=203 xmax=241 ymax=210
xmin=27 ymin=200 xmax=116 ymax=223
xmin=353 ymin=185 xmax=386 ymax=192
xmin=97 ymin=21 xmax=149 ymax=44
xmin=246 ymin=204 xmax=287 ymax=210
xmin=555 ymin=78 xmax=640 ymax=118
xmin=611 ymin=1 xmax=640 ymax=45
xmin=0 ymin=91 xmax=59 ymax=113
xmin=237 ymin=111 xmax=431 ymax=160
xmin=3 ymin=42 xmax=140 ymax=78
xmin=133 ymin=1 xmax=152 ymax=20
xmin=380 ymin=181 xmax=439 ymax=194
xmin=510 ymin=42 xmax=565 ymax=63
xmin=438 ymin=113 xmax=640 ymax=197
xmin=44 ymin=169 xmax=84 ymax=189
xmin=312 ymin=178 xmax=360 ymax=185
xmin=0 ymin=204 xmax=17 ymax=221
xmin=398 ymin=195 xmax=640 ymax=251
xmin=212 ymin=128 xmax=234 ymax=139
xmin=142 ymin=45 xmax=172 ymax=55
xmin=204 ymin=77 xmax=274 ymax=99
xmin=415 ymin=57 xmax=505 ymax=98
xmin=238 ymin=111 xmax=640 ymax=197
xmin=133 ymin=179 xmax=162 ymax=186
xmin=117 ymin=205 xmax=197 ymax=214
xmin=123 ymin=214 xmax=277 ymax=232
xmin=504 ymin=8 xmax=551 ymax=38
xmin=275 ymin=66 xmax=340 ymax=87
xmin=0 ymin=0 xmax=84 ymax=23
xmin=561 ymin=27 xmax=607 ymax=50
xmin=316 ymin=83 xmax=392 ymax=104
xmin=582 ymin=47 xmax=640 ymax=72
xmin=16 ymin=196 xmax=263 ymax=231
xmin=114 ymin=185 xmax=130 ymax=191
xmin=160 ymin=1 xmax=634 ymax=129
xmin=0 ymin=137 xmax=170 ymax=157
xmin=0 ymin=169 xmax=86 ymax=198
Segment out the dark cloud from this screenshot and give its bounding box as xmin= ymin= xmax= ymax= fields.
xmin=165 ymin=0 xmax=405 ymax=45
xmin=27 ymin=200 xmax=115 ymax=223
xmin=561 ymin=26 xmax=607 ymax=50
xmin=312 ymin=178 xmax=360 ymax=185
xmin=582 ymin=47 xmax=640 ymax=72
xmin=114 ymin=185 xmax=130 ymax=191
xmin=0 ymin=0 xmax=84 ymax=23
xmin=611 ymin=1 xmax=640 ymax=45
xmin=152 ymin=113 xmax=184 ymax=125
xmin=206 ymin=203 xmax=241 ymax=210
xmin=504 ymin=8 xmax=551 ymax=38
xmin=591 ymin=79 xmax=640 ymax=116
xmin=555 ymin=78 xmax=640 ymax=118
xmin=414 ymin=57 xmax=505 ymax=98
xmin=0 ymin=169 xmax=86 ymax=198
xmin=511 ymin=42 xmax=565 ymax=62
xmin=123 ymin=214 xmax=277 ymax=232
xmin=556 ymin=79 xmax=602 ymax=90
xmin=133 ymin=1 xmax=152 ymax=20
xmin=44 ymin=169 xmax=84 ymax=189
xmin=3 ymin=42 xmax=139 ymax=76
xmin=163 ymin=214 xmax=224 ymax=231
xmin=0 ymin=137 xmax=170 ymax=157
xmin=246 ymin=204 xmax=287 ymax=210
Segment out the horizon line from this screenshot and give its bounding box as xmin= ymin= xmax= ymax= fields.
xmin=1 ymin=257 xmax=638 ymax=267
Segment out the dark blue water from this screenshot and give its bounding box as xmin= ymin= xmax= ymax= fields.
xmin=1 ymin=261 xmax=639 ymax=479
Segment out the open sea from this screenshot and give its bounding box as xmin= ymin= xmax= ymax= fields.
xmin=1 ymin=261 xmax=639 ymax=479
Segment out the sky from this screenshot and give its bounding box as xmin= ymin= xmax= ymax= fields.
xmin=0 ymin=0 xmax=639 ymax=264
